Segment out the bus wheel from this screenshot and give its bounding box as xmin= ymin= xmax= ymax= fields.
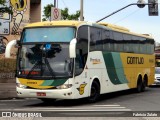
xmin=88 ymin=81 xmax=100 ymax=103
xmin=142 ymin=77 xmax=148 ymax=92
xmin=39 ymin=98 xmax=56 ymax=103
xmin=141 ymin=81 xmax=146 ymax=92
xmin=136 ymin=78 xmax=143 ymax=93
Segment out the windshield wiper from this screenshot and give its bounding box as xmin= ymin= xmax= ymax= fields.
xmin=26 ymin=58 xmax=55 ymax=79
xmin=44 ymin=57 xmax=55 ymax=78
xmin=26 ymin=48 xmax=56 ymax=79
xmin=26 ymin=60 xmax=42 ymax=79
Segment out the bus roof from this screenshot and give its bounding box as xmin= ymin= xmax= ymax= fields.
xmin=25 ymin=20 xmax=153 ymax=39
xmin=25 ymin=20 xmax=87 ymax=28
xmin=98 ymin=22 xmax=153 ymax=39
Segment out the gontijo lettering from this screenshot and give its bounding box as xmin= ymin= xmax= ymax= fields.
xmin=127 ymin=57 xmax=144 ymax=64
xmin=27 ymin=82 xmax=37 ymax=84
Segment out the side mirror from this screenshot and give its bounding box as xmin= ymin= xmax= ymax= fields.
xmin=14 ymin=40 xmax=21 ymax=48
xmin=5 ymin=40 xmax=17 ymax=58
xmin=69 ymin=38 xmax=77 ymax=58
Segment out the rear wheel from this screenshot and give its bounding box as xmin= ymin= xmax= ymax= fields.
xmin=141 ymin=76 xmax=148 ymax=92
xmin=88 ymin=81 xmax=100 ymax=103
xmin=141 ymin=80 xmax=146 ymax=92
xmin=136 ymin=77 xmax=143 ymax=93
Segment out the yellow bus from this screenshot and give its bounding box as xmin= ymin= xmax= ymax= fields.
xmin=5 ymin=20 xmax=155 ymax=102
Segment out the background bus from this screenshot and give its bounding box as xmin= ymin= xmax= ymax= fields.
xmin=5 ymin=20 xmax=155 ymax=102
xmin=154 ymin=50 xmax=160 ymax=85
xmin=155 ymin=51 xmax=160 ymax=67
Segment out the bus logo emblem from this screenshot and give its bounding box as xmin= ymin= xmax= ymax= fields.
xmin=77 ymin=84 xmax=87 ymax=95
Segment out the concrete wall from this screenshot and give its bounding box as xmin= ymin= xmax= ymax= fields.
xmin=0 ymin=59 xmax=16 ymax=99
xmin=30 ymin=1 xmax=41 ymax=23
xmin=0 ymin=0 xmax=31 ymax=41
xmin=0 ymin=0 xmax=41 ymax=54
xmin=0 ymin=0 xmax=41 ymax=99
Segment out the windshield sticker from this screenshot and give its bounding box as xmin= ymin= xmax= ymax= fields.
xmin=45 ymin=44 xmax=51 ymax=50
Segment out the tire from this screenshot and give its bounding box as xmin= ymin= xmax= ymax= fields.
xmin=136 ymin=79 xmax=143 ymax=93
xmin=88 ymin=81 xmax=100 ymax=103
xmin=141 ymin=80 xmax=146 ymax=92
xmin=142 ymin=79 xmax=148 ymax=92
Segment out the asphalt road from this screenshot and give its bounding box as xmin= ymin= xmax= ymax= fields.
xmin=0 ymin=86 xmax=160 ymax=119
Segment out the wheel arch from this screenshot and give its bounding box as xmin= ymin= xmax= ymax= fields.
xmin=89 ymin=77 xmax=101 ymax=96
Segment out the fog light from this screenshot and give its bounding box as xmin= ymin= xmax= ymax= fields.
xmin=68 ymin=92 xmax=72 ymax=96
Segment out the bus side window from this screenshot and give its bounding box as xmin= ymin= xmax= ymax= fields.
xmin=102 ymin=30 xmax=114 ymax=52
xmin=123 ymin=34 xmax=132 ymax=53
xmin=113 ymin=32 xmax=124 ymax=52
xmin=90 ymin=27 xmax=102 ymax=51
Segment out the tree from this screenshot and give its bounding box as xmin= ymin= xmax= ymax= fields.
xmin=0 ymin=0 xmax=12 ymax=14
xmin=0 ymin=0 xmax=5 ymax=4
xmin=42 ymin=4 xmax=80 ymax=21
xmin=43 ymin=4 xmax=54 ymax=21
xmin=61 ymin=8 xmax=80 ymax=20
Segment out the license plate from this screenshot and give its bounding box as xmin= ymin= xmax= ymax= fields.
xmin=37 ymin=92 xmax=46 ymax=96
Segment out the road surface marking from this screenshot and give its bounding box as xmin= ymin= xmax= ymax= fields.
xmin=11 ymin=104 xmax=131 ymax=111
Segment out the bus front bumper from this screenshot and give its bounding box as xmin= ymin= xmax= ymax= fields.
xmin=16 ymin=87 xmax=74 ymax=99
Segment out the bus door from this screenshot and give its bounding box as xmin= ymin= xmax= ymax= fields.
xmin=74 ymin=25 xmax=89 ymax=98
xmin=74 ymin=49 xmax=89 ymax=98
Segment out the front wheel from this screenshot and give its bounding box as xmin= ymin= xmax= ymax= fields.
xmin=88 ymin=81 xmax=100 ymax=103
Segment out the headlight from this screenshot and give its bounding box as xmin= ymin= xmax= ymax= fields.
xmin=16 ymin=83 xmax=27 ymax=88
xmin=56 ymin=84 xmax=72 ymax=89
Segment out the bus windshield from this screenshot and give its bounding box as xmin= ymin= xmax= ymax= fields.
xmin=22 ymin=27 xmax=75 ymax=43
xmin=17 ymin=27 xmax=75 ymax=79
xmin=155 ymin=67 xmax=160 ymax=74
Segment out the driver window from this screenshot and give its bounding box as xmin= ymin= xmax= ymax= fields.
xmin=76 ymin=26 xmax=89 ymax=75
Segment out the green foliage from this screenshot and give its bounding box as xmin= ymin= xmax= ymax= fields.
xmin=0 ymin=0 xmax=6 ymax=5
xmin=61 ymin=8 xmax=80 ymax=20
xmin=43 ymin=4 xmax=54 ymax=21
xmin=42 ymin=4 xmax=80 ymax=21
xmin=42 ymin=18 xmax=47 ymax=21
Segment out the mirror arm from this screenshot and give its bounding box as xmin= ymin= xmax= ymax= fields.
xmin=69 ymin=38 xmax=77 ymax=58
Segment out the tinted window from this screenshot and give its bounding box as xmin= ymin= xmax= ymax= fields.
xmin=85 ymin=26 xmax=154 ymax=55
xmin=112 ymin=32 xmax=124 ymax=52
xmin=113 ymin=32 xmax=123 ymax=40
xmin=76 ymin=26 xmax=89 ymax=75
xmin=123 ymin=34 xmax=132 ymax=52
xmin=102 ymin=30 xmax=113 ymax=51
xmin=90 ymin=27 xmax=102 ymax=51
